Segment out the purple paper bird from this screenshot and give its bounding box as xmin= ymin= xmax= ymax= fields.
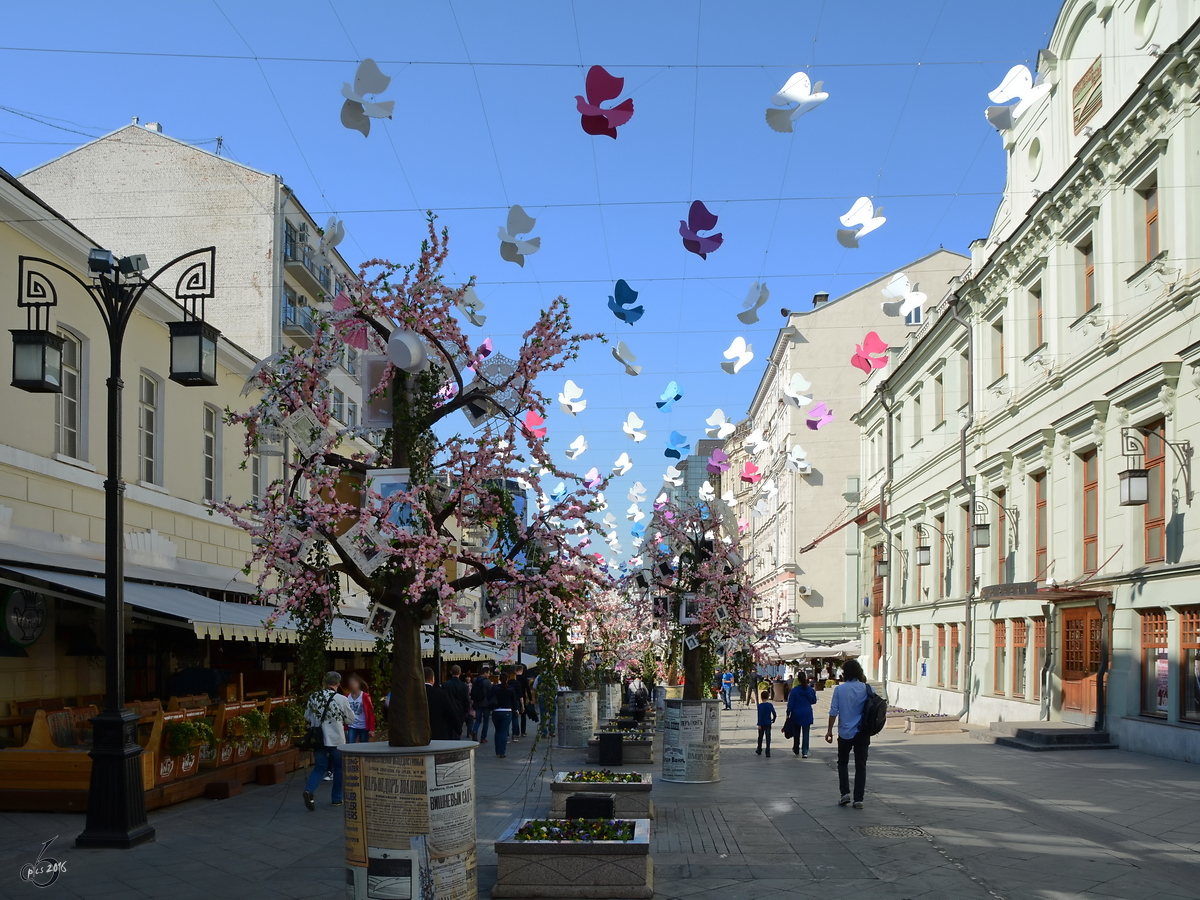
xmin=576 ymin=66 xmax=635 ymax=139
xmin=806 ymin=402 xmax=834 ymax=430
xmin=679 ymin=201 xmax=724 ymax=259
xmin=706 ymin=448 xmax=731 ymax=474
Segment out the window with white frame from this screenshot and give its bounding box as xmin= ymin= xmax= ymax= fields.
xmin=1077 ymin=236 xmax=1096 ymax=316
xmin=1026 ymin=280 xmax=1043 ymax=353
xmin=911 ymin=390 xmax=922 ymax=444
xmin=347 ymin=399 xmax=358 ymax=429
xmin=138 ymin=374 xmax=159 ymax=484
xmin=251 ymin=453 xmax=262 ymax=499
xmin=332 ymin=388 xmax=346 ymax=423
xmin=55 ymin=329 xmax=83 ymax=459
xmin=202 ymin=405 xmax=221 ymax=501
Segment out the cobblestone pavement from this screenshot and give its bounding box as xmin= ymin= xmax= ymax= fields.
xmin=1 ymin=692 xmax=1198 ymax=899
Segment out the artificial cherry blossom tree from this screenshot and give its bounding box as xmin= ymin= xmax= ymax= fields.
xmin=217 ymin=217 xmax=612 ymax=746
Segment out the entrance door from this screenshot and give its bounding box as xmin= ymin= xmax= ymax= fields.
xmin=872 ymin=544 xmax=885 ymax=675
xmin=1061 ymin=607 xmax=1104 ymax=724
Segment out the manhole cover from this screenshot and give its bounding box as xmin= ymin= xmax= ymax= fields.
xmin=853 ymin=825 xmax=925 ymax=838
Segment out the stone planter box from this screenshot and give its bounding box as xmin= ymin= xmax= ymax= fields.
xmin=550 ymin=773 xmax=654 ymax=819
xmin=884 ymin=712 xmax=911 ymax=730
xmin=587 ymin=739 xmax=654 ymax=764
xmin=493 ymin=818 xmax=652 ymax=899
xmin=905 ymin=714 xmax=964 ymax=734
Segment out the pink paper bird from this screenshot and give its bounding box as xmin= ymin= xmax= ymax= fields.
xmin=523 ymin=410 xmax=547 ymax=439
xmin=806 ymin=402 xmax=834 ymax=430
xmin=576 ymin=66 xmax=635 ymax=139
xmin=706 ymin=448 xmax=731 ymax=474
xmin=333 ymin=292 xmax=369 ymax=350
xmin=679 ymin=201 xmax=724 ymax=259
xmin=583 ymin=467 xmax=602 ymax=490
xmin=738 ymin=517 xmax=750 ymax=534
xmin=740 ymin=460 xmax=762 ymax=484
xmin=851 ymin=331 xmax=889 ymax=374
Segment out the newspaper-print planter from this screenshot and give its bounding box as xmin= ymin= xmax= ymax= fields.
xmin=661 ymin=699 xmax=720 ymax=784
xmin=492 ymin=818 xmax=652 ymax=899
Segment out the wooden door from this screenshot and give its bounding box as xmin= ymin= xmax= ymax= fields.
xmin=872 ymin=545 xmax=885 ymax=672
xmin=1061 ymin=607 xmax=1104 ymax=723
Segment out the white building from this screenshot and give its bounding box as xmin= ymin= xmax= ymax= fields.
xmin=854 ymin=0 xmax=1200 ymax=763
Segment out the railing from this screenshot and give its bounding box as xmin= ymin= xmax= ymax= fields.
xmin=281 ymin=302 xmax=316 ymax=336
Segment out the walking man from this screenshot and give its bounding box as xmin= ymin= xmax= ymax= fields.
xmin=443 ymin=665 xmax=470 ymax=738
xmin=513 ymin=664 xmax=533 ymax=739
xmin=721 ymin=668 xmax=734 ymax=710
xmin=471 ymin=665 xmax=494 ymax=743
xmin=303 ymin=671 xmax=354 ymax=811
xmin=824 ymin=658 xmax=870 ymax=808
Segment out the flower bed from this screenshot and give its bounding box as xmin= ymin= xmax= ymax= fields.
xmin=493 ymin=817 xmax=653 ymax=899
xmin=551 ymin=772 xmax=655 ymax=819
xmin=562 ymin=769 xmax=644 ymax=783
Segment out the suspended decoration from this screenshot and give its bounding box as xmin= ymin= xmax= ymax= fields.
xmin=656 ymin=381 xmax=683 ymax=412
xmin=765 ymin=71 xmax=828 ymax=133
xmin=558 ymin=379 xmax=587 ymax=415
xmin=721 ymin=336 xmax=754 ymax=374
xmin=566 ymin=434 xmax=588 ymax=460
xmin=745 ymin=428 xmax=770 ymax=457
xmin=740 ymin=460 xmax=762 ymax=484
xmin=851 ymin=331 xmax=889 ymax=374
xmin=583 ymin=467 xmax=603 ymax=490
xmin=836 ymin=197 xmax=886 ymax=248
xmin=623 ymin=412 xmax=647 ymax=441
xmin=664 ymin=465 xmax=684 ymax=486
xmin=664 ymin=431 xmax=691 ymax=460
xmin=498 ymin=205 xmax=541 ymax=267
xmin=786 ymin=444 xmax=811 ymax=474
xmin=607 ymin=279 xmax=643 ymax=325
xmin=706 ymin=448 xmax=731 ymax=474
xmin=340 ymin=58 xmax=395 ymax=137
xmin=806 ymin=402 xmax=834 ymax=430
xmin=522 ymin=410 xmax=547 ymax=439
xmin=705 ymin=408 xmax=735 ymax=439
xmin=985 ymin=64 xmax=1051 ymax=132
xmin=611 ymin=340 xmax=642 ymax=376
xmin=782 ymin=372 xmax=813 ymax=408
xmin=738 ymin=282 xmax=769 ymax=324
xmin=612 ymin=452 xmax=633 ymax=476
xmin=628 ymin=481 xmax=646 ymax=503
xmin=318 ymin=216 xmax=345 ymax=260
xmin=880 ymin=273 xmax=926 ymax=318
xmin=575 ymin=65 xmax=635 ymax=139
xmin=456 ymin=286 xmax=487 ymax=327
xmin=679 ymin=201 xmax=723 ymax=259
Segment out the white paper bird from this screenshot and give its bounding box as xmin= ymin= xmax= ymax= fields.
xmin=318 ymin=216 xmax=345 ymax=260
xmin=628 ymin=481 xmax=646 ymax=503
xmin=985 ymin=65 xmax=1051 ymax=131
xmin=457 ymin=286 xmax=487 ymax=327
xmin=738 ymin=282 xmax=770 ymax=325
xmin=752 ymin=498 xmax=772 ymax=519
xmin=720 ymin=490 xmax=736 ymax=507
xmin=664 ymin=465 xmax=684 ymax=486
xmin=627 ymin=503 xmax=645 ymax=523
xmin=603 ymin=512 xmax=617 ymax=529
xmin=655 ymin=491 xmax=670 ymax=506
xmin=786 ymin=444 xmax=812 ymax=474
xmin=706 ymin=408 xmax=736 ymax=440
xmin=566 ymin=434 xmax=588 ymax=460
xmin=340 ymin=59 xmax=395 ymax=137
xmin=498 ymin=205 xmax=541 ymax=266
xmin=760 ymin=478 xmax=778 ymax=502
xmin=623 ymin=412 xmax=647 ymax=442
xmin=721 ymin=337 xmax=754 ymax=374
xmin=765 ymin=72 xmax=829 ymax=133
xmin=837 ymin=197 xmax=886 ymax=248
xmin=782 ymin=372 xmax=813 ymax=408
xmin=595 ymin=491 xmax=608 ymax=510
xmin=241 ymin=351 xmax=284 ymax=396
xmin=558 ymin=380 xmax=587 ymax=416
xmin=880 ymin=273 xmax=927 ymax=318
xmin=698 ymin=482 xmax=715 ymax=502
xmin=612 ymin=341 xmax=642 ymax=376
xmin=613 ymin=453 xmax=633 ymax=476
xmin=745 ymin=428 xmax=771 ymax=457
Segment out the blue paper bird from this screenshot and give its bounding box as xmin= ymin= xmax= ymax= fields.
xmin=656 ymin=380 xmax=683 ymax=412
xmin=664 ymin=431 xmax=691 ymax=460
xmin=631 ymin=522 xmax=646 ymax=539
xmin=607 ymin=279 xmax=644 ymax=325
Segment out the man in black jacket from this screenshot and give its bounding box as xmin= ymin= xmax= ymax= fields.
xmin=513 ymin=664 xmax=532 ymax=738
xmin=425 ymin=667 xmax=461 ymax=741
xmin=443 ymin=664 xmax=470 ymax=738
xmin=470 ymin=665 xmax=494 ymax=743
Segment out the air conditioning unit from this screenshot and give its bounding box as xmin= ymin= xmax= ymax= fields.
xmin=797 ymin=585 xmax=812 ymax=597
xmin=296 ymin=294 xmax=309 ymax=307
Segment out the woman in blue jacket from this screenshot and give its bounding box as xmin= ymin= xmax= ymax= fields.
xmin=786 ymin=671 xmax=818 ymax=757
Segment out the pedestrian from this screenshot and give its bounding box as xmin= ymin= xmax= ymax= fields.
xmin=424 ymin=667 xmax=461 ymax=741
xmin=488 ymin=675 xmax=519 ymax=758
xmin=824 ymin=658 xmax=871 ymax=808
xmin=742 ymin=671 xmax=756 ymax=706
xmin=786 ymin=671 xmax=817 ymax=757
xmin=343 ymin=673 xmax=376 ymax=743
xmin=721 ymin=668 xmax=734 ymax=710
xmin=628 ymin=673 xmax=648 ymax=708
xmin=514 ymin=664 xmax=533 ymax=739
xmin=443 ymin=665 xmax=471 ymax=739
xmin=471 ymin=665 xmax=494 ymax=743
xmin=755 ymin=690 xmax=776 ymax=757
xmin=303 ymin=671 xmax=354 ymax=811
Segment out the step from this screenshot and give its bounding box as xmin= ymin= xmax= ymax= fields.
xmin=967 ymin=725 xmax=1118 ymax=752
xmin=988 ymin=720 xmax=1115 ymax=746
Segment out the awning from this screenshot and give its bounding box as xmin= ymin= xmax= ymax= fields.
xmin=1 ymin=565 xmax=374 ymax=652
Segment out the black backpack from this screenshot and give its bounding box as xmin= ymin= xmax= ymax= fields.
xmin=860 ymin=686 xmax=888 ymax=737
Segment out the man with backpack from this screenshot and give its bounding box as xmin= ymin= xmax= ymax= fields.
xmin=823 ymin=658 xmax=885 ymax=809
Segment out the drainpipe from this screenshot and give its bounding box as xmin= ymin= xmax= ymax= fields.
xmin=1039 ymin=602 xmax=1054 ymax=721
xmin=947 ymin=296 xmax=976 ymax=720
xmin=877 ymin=387 xmax=895 ymax=703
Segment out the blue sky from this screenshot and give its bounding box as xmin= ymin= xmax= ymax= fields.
xmin=0 ymin=1 xmax=1060 ymax=553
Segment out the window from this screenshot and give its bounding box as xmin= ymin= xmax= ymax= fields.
xmin=1141 ymin=610 xmax=1169 ymax=716
xmin=1078 ymin=238 xmax=1096 ymax=314
xmin=1012 ymin=619 xmax=1027 ymax=698
xmin=1034 ymin=473 xmax=1048 ymax=579
xmin=911 ymin=626 xmax=920 ymax=681
xmin=914 ymin=526 xmax=923 ymax=600
xmin=905 ymin=627 xmax=913 ymax=681
xmin=994 ymin=620 xmax=1007 ymax=695
xmin=912 ymin=393 xmax=922 ymax=444
xmin=895 ymin=628 xmax=904 ymax=681
xmin=992 ymin=318 xmax=1005 ymax=380
xmin=202 ymin=405 xmax=218 ymax=501
xmin=894 ymin=412 xmax=903 ymax=456
xmin=1143 ymin=182 xmax=1159 ymax=261
xmin=934 ymin=513 xmax=946 ymax=600
xmin=959 ymin=350 xmax=970 ymax=409
xmin=997 ymin=488 xmax=1008 ymax=584
xmin=347 ymin=399 xmax=358 ymax=429
xmin=346 ymin=347 xmax=360 ymax=376
xmin=55 ymin=330 xmax=82 ymax=459
xmin=138 ymin=374 xmax=158 ymax=484
xmin=1183 ymin=607 xmax=1200 ymax=722
xmin=950 ymin=624 xmax=960 ymax=689
xmin=1081 ymin=450 xmax=1099 ymax=574
xmin=1032 ymin=617 xmax=1046 ymax=700
xmin=332 ymin=388 xmax=346 ymax=424
xmin=251 ymin=454 xmax=262 ymax=499
xmin=933 ymin=373 xmax=945 ymax=426
xmin=937 ymin=625 xmax=946 ymax=686
xmin=1145 ymin=420 xmax=1166 ymax=564
xmin=1028 ymin=281 xmax=1043 ymax=351
xmin=905 ymin=304 xmax=922 ymax=326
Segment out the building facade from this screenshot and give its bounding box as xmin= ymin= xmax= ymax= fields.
xmin=854 ymin=0 xmax=1200 ymax=763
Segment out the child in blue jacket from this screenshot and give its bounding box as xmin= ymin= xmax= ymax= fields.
xmin=756 ymin=690 xmax=777 ymax=757
xmin=786 ymin=672 xmax=818 ymax=757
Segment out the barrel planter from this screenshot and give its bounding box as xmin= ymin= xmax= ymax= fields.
xmin=661 ymin=698 xmax=720 ymax=783
xmin=550 ymin=773 xmax=654 ymax=819
xmin=341 ymin=739 xmax=478 ymax=900
xmin=492 ymin=818 xmax=652 ymax=899
xmin=555 ymin=690 xmax=598 ymax=749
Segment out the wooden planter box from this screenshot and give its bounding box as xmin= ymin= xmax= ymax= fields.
xmin=550 ymin=773 xmax=654 ymax=819
xmin=232 ymin=740 xmax=251 ymax=763
xmin=493 ymin=818 xmax=652 ymax=899
xmin=250 ymin=737 xmax=265 ymax=757
xmin=178 ymin=749 xmax=199 ymax=778
xmin=905 ymin=714 xmax=964 ymax=734
xmin=154 ymin=753 xmax=179 ymax=785
xmin=587 ymin=739 xmax=654 ymax=764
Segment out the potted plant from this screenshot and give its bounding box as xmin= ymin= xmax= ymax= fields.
xmin=269 ymin=701 xmax=305 ymax=751
xmin=241 ymin=709 xmax=271 ymax=756
xmin=551 ymin=770 xmax=655 ymax=819
xmin=493 ymin=818 xmax=652 ymax=898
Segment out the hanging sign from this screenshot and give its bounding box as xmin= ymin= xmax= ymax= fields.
xmin=4 ymin=588 xmax=47 ymax=646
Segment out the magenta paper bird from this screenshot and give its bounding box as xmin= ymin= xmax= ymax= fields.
xmin=740 ymin=460 xmax=762 ymax=484
xmin=679 ymin=201 xmax=724 ymax=259
xmin=583 ymin=467 xmax=603 ymax=490
xmin=707 ymin=448 xmax=731 ymax=475
xmin=333 ymin=292 xmax=369 ymax=349
xmin=851 ymin=331 xmax=890 ymax=374
xmin=576 ymin=66 xmax=635 ymax=139
xmin=806 ymin=402 xmax=834 ymax=430
xmin=522 ymin=410 xmax=547 ymax=439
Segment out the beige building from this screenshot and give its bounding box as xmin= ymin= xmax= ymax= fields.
xmin=724 ymin=251 xmax=966 ymax=642
xmin=854 ymin=0 xmax=1200 ymax=763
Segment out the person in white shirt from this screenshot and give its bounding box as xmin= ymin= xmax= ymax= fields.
xmin=303 ymin=671 xmax=354 ymax=811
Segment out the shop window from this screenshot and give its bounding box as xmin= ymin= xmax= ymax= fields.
xmin=936 ymin=625 xmax=946 ymax=686
xmin=994 ymin=620 xmax=1007 ymax=695
xmin=1012 ymin=619 xmax=1027 ymax=698
xmin=1033 ymin=617 xmax=1046 ymax=700
xmin=1141 ymin=610 xmax=1169 ymax=717
xmin=1182 ymin=607 xmax=1200 ymax=722
xmin=1145 ymin=420 xmax=1166 ymax=564
xmin=1081 ymin=450 xmax=1098 ymax=574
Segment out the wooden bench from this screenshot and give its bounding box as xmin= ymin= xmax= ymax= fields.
xmin=0 ymin=706 xmax=154 ymax=792
xmin=167 ymin=693 xmax=211 ymax=711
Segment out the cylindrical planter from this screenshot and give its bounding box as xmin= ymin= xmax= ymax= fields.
xmin=555 ymin=691 xmax=598 ymax=749
xmin=596 ymin=683 xmax=623 ymax=721
xmin=342 ymin=739 xmax=478 ymax=900
xmin=661 ymin=699 xmax=720 ymax=783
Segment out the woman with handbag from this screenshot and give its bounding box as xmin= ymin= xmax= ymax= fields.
xmin=786 ymin=671 xmax=818 ymax=758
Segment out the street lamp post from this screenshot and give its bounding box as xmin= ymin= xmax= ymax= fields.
xmin=11 ymin=246 xmax=218 ymax=849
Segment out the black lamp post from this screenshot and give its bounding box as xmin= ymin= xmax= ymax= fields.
xmin=10 ymin=247 xmax=218 ymax=849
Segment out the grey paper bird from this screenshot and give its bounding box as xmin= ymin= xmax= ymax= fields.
xmin=611 ymin=341 xmax=642 ymax=376
xmin=340 ymin=58 xmax=395 ymax=137
xmin=498 ymin=205 xmax=541 ymax=267
xmin=737 ymin=282 xmax=769 ymax=324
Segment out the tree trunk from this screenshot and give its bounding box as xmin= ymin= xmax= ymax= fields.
xmin=389 ymin=607 xmax=431 ymax=747
xmin=568 ymin=644 xmax=586 ymax=690
xmin=682 ymin=630 xmax=703 ymax=701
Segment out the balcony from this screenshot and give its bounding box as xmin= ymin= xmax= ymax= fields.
xmin=284 ymin=241 xmax=330 ymax=297
xmin=281 ymin=302 xmax=317 ymax=346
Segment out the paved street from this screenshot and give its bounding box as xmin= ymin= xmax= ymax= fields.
xmin=2 ymin=691 xmax=1198 ymax=899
